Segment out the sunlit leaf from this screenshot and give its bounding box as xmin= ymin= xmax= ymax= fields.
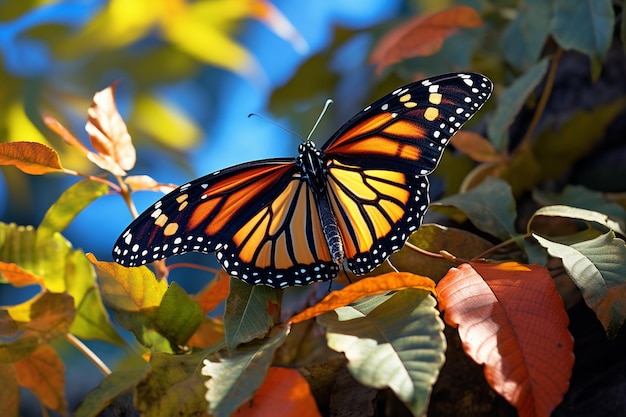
xmin=370 ymin=6 xmax=483 ymax=73
xmin=290 ymin=272 xmax=435 ymax=324
xmin=71 ymin=287 xmax=126 ymax=346
xmin=75 ymin=369 xmax=147 ymax=417
xmin=318 ymin=289 xmax=445 ymax=416
xmin=224 ymin=278 xmax=281 ymax=351
xmin=0 ymin=141 xmax=64 ymax=175
xmin=486 ymin=58 xmax=550 ymax=150
xmin=86 ymin=82 xmax=136 ymax=171
xmin=14 ymin=345 xmax=67 ymax=415
xmin=203 ymin=325 xmax=290 ymax=417
xmin=534 ymin=232 xmax=626 ymax=339
xmin=0 ymin=261 xmax=43 ymax=287
xmin=136 ymin=351 xmax=208 ymax=417
xmin=232 ymin=367 xmax=321 ymax=417
xmin=124 ymin=175 xmax=177 ymax=194
xmin=451 ymin=131 xmax=501 ymax=163
xmin=37 ymin=180 xmax=109 ymax=240
xmin=88 ymin=254 xmax=167 ymax=312
xmin=431 ymin=177 xmax=517 ymax=241
xmin=437 ymin=262 xmax=573 ymax=417
xmin=551 ymin=0 xmax=614 ymax=59
xmin=43 ymin=115 xmax=90 ymax=156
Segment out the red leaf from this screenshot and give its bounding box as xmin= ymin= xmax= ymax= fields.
xmin=85 ymin=82 xmax=136 ymax=171
xmin=0 ymin=141 xmax=63 ymax=175
xmin=437 ymin=262 xmax=574 ymax=417
xmin=370 ymin=6 xmax=483 ymax=73
xmin=233 ymin=367 xmax=321 ymax=417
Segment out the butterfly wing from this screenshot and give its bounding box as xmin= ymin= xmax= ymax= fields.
xmin=321 ymin=72 xmax=493 ymax=274
xmin=113 ymin=159 xmax=339 ymax=287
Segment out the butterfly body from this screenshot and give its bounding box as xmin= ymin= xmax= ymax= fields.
xmin=113 ymin=73 xmax=493 ymax=288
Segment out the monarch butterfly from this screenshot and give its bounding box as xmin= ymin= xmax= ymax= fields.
xmin=113 ymin=73 xmax=493 ymax=288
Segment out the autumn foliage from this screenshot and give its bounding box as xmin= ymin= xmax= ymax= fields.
xmin=1 ymin=2 xmax=626 ymax=417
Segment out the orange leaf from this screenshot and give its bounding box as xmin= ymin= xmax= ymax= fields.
xmin=289 ymin=272 xmax=435 ymax=324
xmin=451 ymin=131 xmax=501 ymax=163
xmin=187 ymin=317 xmax=224 ymax=348
xmin=44 ymin=115 xmax=90 ymax=156
xmin=194 ymin=270 xmax=231 ymax=314
xmin=0 ymin=141 xmax=63 ymax=175
xmin=85 ymin=82 xmax=136 ymax=171
xmin=370 ymin=6 xmax=483 ymax=73
xmin=233 ymin=367 xmax=321 ymax=417
xmin=14 ymin=345 xmax=67 ymax=414
xmin=0 ymin=261 xmax=43 ymax=287
xmin=437 ymin=262 xmax=574 ymax=417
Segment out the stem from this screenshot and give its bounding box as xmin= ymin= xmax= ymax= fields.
xmin=65 ymin=333 xmax=111 ymax=376
xmin=517 ymin=47 xmax=563 ymax=152
xmin=62 ymin=168 xmax=121 ymax=192
xmin=404 ymin=242 xmax=444 ymax=259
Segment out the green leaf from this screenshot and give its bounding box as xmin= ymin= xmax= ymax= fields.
xmin=529 ymin=205 xmax=625 ymax=236
xmin=149 ymin=282 xmax=203 ymax=347
xmin=551 ymin=0 xmax=614 ymax=59
xmin=317 ymin=289 xmax=445 ymax=416
xmin=533 ymin=232 xmax=626 ymax=338
xmin=431 ymin=177 xmax=517 ymax=241
xmin=71 ymin=287 xmax=126 ymax=346
xmin=533 ymin=185 xmax=626 ymax=230
xmin=202 ymin=325 xmax=290 ymax=417
xmin=37 ymin=180 xmax=109 ymax=241
xmin=75 ymin=369 xmax=147 ymax=417
xmin=500 ymin=0 xmax=551 ymax=69
xmin=223 ymin=278 xmax=281 ymax=351
xmin=486 ymin=58 xmax=550 ymax=150
xmin=136 ymin=351 xmax=208 ymax=417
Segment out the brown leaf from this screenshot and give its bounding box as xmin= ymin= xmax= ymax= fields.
xmin=14 ymin=345 xmax=67 ymax=414
xmin=43 ymin=115 xmax=90 ymax=155
xmin=0 ymin=141 xmax=63 ymax=175
xmin=370 ymin=6 xmax=483 ymax=73
xmin=85 ymin=82 xmax=136 ymax=171
xmin=451 ymin=131 xmax=501 ymax=163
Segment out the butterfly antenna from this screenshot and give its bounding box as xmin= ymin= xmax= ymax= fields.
xmin=248 ymin=113 xmax=304 ymax=140
xmin=306 ymin=99 xmax=333 ymax=142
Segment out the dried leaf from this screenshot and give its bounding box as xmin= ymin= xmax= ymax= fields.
xmin=14 ymin=345 xmax=67 ymax=414
xmin=451 ymin=131 xmax=501 ymax=163
xmin=0 ymin=141 xmax=64 ymax=175
xmin=44 ymin=115 xmax=90 ymax=155
xmin=370 ymin=6 xmax=483 ymax=73
xmin=124 ymin=175 xmax=177 ymax=193
xmin=85 ymin=82 xmax=136 ymax=171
